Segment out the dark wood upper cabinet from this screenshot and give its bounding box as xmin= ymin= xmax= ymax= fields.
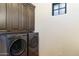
xmin=0 ymin=3 xmax=35 ymax=32
xmin=7 ymin=3 xmax=19 ymax=32
xmin=21 ymin=4 xmax=28 ymax=32
xmin=27 ymin=4 xmax=35 ymax=32
xmin=0 ymin=4 xmax=6 ymax=31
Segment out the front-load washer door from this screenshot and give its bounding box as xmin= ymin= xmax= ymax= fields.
xmin=9 ymin=39 xmax=26 ymax=56
xmin=6 ymin=34 xmax=27 ymax=56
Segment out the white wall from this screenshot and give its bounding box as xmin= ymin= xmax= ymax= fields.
xmin=34 ymin=3 xmax=79 ymax=56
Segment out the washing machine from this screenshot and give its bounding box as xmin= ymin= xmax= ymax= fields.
xmin=27 ymin=32 xmax=39 ymax=56
xmin=0 ymin=32 xmax=39 ymax=56
xmin=0 ymin=32 xmax=8 ymax=56
xmin=6 ymin=32 xmax=27 ymax=56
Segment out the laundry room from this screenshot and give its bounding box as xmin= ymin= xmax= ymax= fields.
xmin=0 ymin=3 xmax=79 ymax=56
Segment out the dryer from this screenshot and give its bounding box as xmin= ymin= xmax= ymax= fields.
xmin=27 ymin=32 xmax=39 ymax=56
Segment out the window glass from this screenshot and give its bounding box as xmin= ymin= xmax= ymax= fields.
xmin=60 ymin=8 xmax=65 ymax=14
xmin=54 ymin=10 xmax=59 ymax=16
xmin=60 ymin=3 xmax=66 ymax=8
xmin=54 ymin=4 xmax=59 ymax=10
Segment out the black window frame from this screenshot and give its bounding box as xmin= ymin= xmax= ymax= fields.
xmin=52 ymin=3 xmax=67 ymax=16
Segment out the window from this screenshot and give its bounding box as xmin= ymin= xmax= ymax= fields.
xmin=52 ymin=3 xmax=67 ymax=16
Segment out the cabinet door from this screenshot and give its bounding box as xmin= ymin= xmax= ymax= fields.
xmin=18 ymin=4 xmax=23 ymax=31
xmin=19 ymin=4 xmax=28 ymax=32
xmin=7 ymin=3 xmax=19 ymax=32
xmin=27 ymin=6 xmax=35 ymax=32
xmin=18 ymin=4 xmax=35 ymax=32
xmin=0 ymin=4 xmax=6 ymax=31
